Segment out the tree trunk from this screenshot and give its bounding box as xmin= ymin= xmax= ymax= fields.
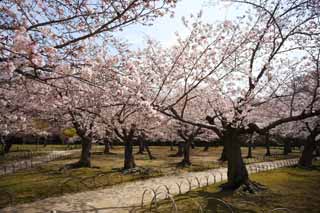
xmin=0 ymin=138 xmax=4 ymax=155
xmin=4 ymin=142 xmax=12 ymax=154
xmin=178 ymin=141 xmax=191 ymax=166
xmin=172 ymin=142 xmax=184 ymax=157
xmin=124 ymin=141 xmax=136 ymax=170
xmin=170 ymin=141 xmax=174 ymax=151
xmin=283 ymin=141 xmax=292 ymax=155
xmin=104 ymin=139 xmax=111 ymax=154
xmin=298 ymin=136 xmax=316 ymax=168
xmin=219 ymin=146 xmax=227 ymax=161
xmin=203 ymin=144 xmax=209 ymax=151
xmin=136 ymin=139 xmax=145 ymax=154
xmin=191 ymin=142 xmax=195 ymax=149
xmin=145 ymin=143 xmax=156 ymax=160
xmin=252 ymin=141 xmax=256 ymax=149
xmin=246 ymin=134 xmax=253 ymax=158
xmin=316 ymin=144 xmax=320 ymax=157
xmin=265 ymin=133 xmax=271 ymax=156
xmin=2 ymin=136 xmax=13 ymax=154
xmin=247 ymin=143 xmax=252 ymax=158
xmin=223 ymin=129 xmax=249 ymax=190
xmin=77 ymin=137 xmax=92 ymax=167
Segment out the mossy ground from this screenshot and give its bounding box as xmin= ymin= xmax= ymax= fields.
xmin=0 ymin=145 xmax=300 ymax=209
xmin=152 ymin=161 xmax=320 ymax=213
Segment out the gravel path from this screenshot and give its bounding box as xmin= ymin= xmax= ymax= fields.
xmin=1 ymin=158 xmax=299 ymax=213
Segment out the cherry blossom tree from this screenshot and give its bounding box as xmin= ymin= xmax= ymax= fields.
xmin=0 ymin=0 xmax=177 ymax=82
xmin=0 ymin=0 xmax=178 ymax=167
xmin=136 ymin=0 xmax=320 ymax=191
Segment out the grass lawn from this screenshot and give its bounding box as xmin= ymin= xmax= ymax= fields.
xmin=0 ymin=144 xmax=82 ymax=165
xmin=0 ymin=151 xmax=49 ymax=166
xmin=152 ymin=161 xmax=320 ymax=213
xmin=0 ymin=145 xmax=300 ymax=209
xmin=10 ymin=144 xmax=82 ymax=152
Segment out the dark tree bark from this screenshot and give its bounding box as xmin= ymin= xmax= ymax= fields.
xmin=283 ymin=140 xmax=292 ymax=155
xmin=191 ymin=142 xmax=195 ymax=149
xmin=178 ymin=141 xmax=191 ymax=166
xmin=203 ymin=144 xmax=209 ymax=151
xmin=265 ymin=133 xmax=271 ymax=156
xmin=77 ymin=137 xmax=92 ymax=167
xmin=114 ymin=126 xmax=137 ymax=170
xmin=0 ymin=136 xmax=6 ymax=155
xmin=298 ymin=137 xmax=316 ymax=168
xmin=316 ymin=143 xmax=320 ymax=157
xmin=63 ymin=111 xmax=94 ymax=169
xmin=124 ymin=140 xmax=136 ymax=169
xmin=145 ymin=143 xmax=156 ymax=160
xmin=170 ymin=141 xmax=174 ymax=151
xmin=136 ymin=138 xmax=145 ymax=155
xmin=246 ymin=134 xmax=253 ymax=158
xmin=4 ymin=140 xmax=12 ymax=154
xmin=172 ymin=142 xmax=184 ymax=157
xmin=137 ymin=133 xmax=155 ymax=160
xmin=103 ymin=138 xmax=111 ymax=154
xmin=176 ymin=126 xmax=203 ymax=167
xmin=247 ymin=143 xmax=252 ymax=158
xmin=298 ymin=124 xmax=320 ymax=168
xmin=219 ymin=146 xmax=228 ymax=161
xmin=223 ymin=128 xmax=249 ymax=189
xmin=63 ymin=135 xmax=92 ymax=169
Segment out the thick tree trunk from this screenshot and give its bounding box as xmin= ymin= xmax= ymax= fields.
xmin=223 ymin=129 xmax=249 ymax=190
xmin=219 ymin=146 xmax=227 ymax=161
xmin=77 ymin=137 xmax=92 ymax=167
xmin=298 ymin=136 xmax=316 ymax=168
xmin=60 ymin=136 xmax=92 ymax=170
xmin=265 ymin=133 xmax=271 ymax=156
xmin=124 ymin=141 xmax=136 ymax=170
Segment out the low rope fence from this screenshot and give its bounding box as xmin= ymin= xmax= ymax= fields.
xmin=136 ymin=158 xmax=299 ymax=212
xmin=0 ymin=151 xmax=74 ymax=176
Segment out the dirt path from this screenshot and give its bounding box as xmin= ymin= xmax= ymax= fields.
xmin=0 ymin=158 xmax=299 ymax=213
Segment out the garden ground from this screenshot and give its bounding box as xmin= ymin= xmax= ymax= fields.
xmin=0 ymin=145 xmax=300 ymax=209
xmin=155 ymin=161 xmax=320 ymax=213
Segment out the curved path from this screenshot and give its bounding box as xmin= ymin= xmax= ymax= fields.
xmin=1 ymin=158 xmax=299 ymax=213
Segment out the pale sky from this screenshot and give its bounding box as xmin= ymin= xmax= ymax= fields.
xmin=117 ymin=0 xmax=247 ymax=50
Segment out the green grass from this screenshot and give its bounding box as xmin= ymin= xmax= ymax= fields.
xmin=152 ymin=161 xmax=320 ymax=213
xmin=0 ymin=151 xmax=49 ymax=166
xmin=0 ymin=145 xmax=300 ymax=209
xmin=0 ymin=144 xmax=83 ymax=165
